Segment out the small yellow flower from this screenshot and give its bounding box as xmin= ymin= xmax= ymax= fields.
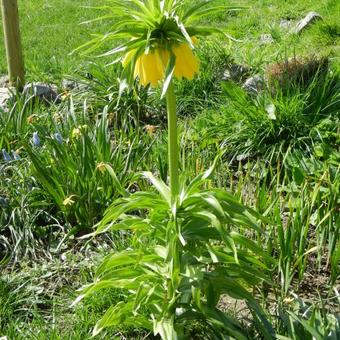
xmin=27 ymin=115 xmax=34 ymax=124
xmin=53 ymin=112 xmax=63 ymax=122
xmin=96 ymin=162 xmax=107 ymax=174
xmin=61 ymin=91 xmax=70 ymax=101
xmin=108 ymin=112 xmax=117 ymax=123
xmin=144 ymin=124 xmax=158 ymax=136
xmin=63 ymin=195 xmax=76 ymax=206
xmin=283 ymin=297 xmax=294 ymax=305
xmin=72 ymin=127 xmax=82 ymax=139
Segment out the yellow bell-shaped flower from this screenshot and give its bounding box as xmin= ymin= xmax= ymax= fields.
xmin=135 ymin=50 xmax=166 ymax=87
xmin=172 ymin=43 xmax=200 ymax=81
xmin=123 ymin=39 xmax=199 ymax=87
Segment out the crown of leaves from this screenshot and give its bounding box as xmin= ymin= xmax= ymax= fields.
xmin=77 ymin=0 xmax=242 ymax=94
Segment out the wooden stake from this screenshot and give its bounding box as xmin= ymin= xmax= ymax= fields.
xmin=1 ymin=0 xmax=25 ymax=87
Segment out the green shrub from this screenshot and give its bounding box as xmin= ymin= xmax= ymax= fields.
xmin=196 ymin=71 xmax=340 ymax=164
xmin=25 ymin=107 xmax=143 ymax=232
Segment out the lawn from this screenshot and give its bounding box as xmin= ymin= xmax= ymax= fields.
xmin=0 ymin=0 xmax=339 ymax=80
xmin=0 ymin=0 xmax=339 ymax=339
xmin=0 ymin=0 xmax=111 ymax=81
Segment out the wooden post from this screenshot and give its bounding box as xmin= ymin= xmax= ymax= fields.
xmin=1 ymin=0 xmax=25 ymax=88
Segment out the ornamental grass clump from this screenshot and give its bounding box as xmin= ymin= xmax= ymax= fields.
xmin=75 ymin=1 xmax=275 ymax=339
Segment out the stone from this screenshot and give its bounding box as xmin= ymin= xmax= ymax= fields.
xmin=61 ymin=79 xmax=75 ymax=90
xmin=0 ymin=196 xmax=9 ymax=208
xmin=61 ymin=78 xmax=89 ymax=93
xmin=23 ymin=82 xmax=59 ymax=103
xmin=0 ymin=87 xmax=12 ymax=109
xmin=0 ymin=75 xmax=9 ymax=87
xmin=222 ymin=63 xmax=251 ymax=82
xmin=280 ymin=19 xmax=293 ymax=30
xmin=61 ymin=78 xmax=82 ymax=91
xmin=293 ymin=12 xmax=322 ymax=34
xmin=260 ymin=33 xmax=274 ymax=44
xmin=242 ymin=75 xmax=264 ymax=95
xmin=222 ymin=70 xmax=232 ymax=81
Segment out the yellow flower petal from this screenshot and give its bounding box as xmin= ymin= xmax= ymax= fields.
xmin=159 ymin=48 xmax=170 ymax=67
xmin=139 ymin=54 xmax=148 ymax=86
xmin=63 ymin=195 xmax=76 ymax=206
xmin=134 ymin=50 xmax=166 ymax=87
xmin=142 ymin=53 xmax=159 ymax=86
xmin=174 ymin=47 xmax=187 ymax=79
xmin=173 ymin=43 xmax=199 ymax=80
xmin=72 ymin=127 xmax=81 ymax=139
xmin=155 ymin=50 xmax=167 ymax=82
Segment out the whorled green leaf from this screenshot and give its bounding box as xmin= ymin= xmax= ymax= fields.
xmin=81 ymin=165 xmax=274 ymax=338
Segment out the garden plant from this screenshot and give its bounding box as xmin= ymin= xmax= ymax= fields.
xmin=74 ymin=1 xmax=275 ymax=338
xmin=0 ymin=0 xmax=339 ymax=339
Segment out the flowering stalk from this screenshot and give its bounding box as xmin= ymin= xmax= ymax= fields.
xmin=165 ymin=80 xmax=179 ymax=202
xmin=77 ymin=3 xmax=253 ymax=338
xmin=79 ymin=0 xmax=241 ymax=198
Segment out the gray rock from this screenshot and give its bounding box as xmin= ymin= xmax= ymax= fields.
xmin=23 ymin=82 xmax=59 ymax=103
xmin=222 ymin=70 xmax=232 ymax=81
xmin=0 ymin=75 xmax=9 ymax=87
xmin=61 ymin=79 xmax=74 ymax=90
xmin=61 ymin=78 xmax=89 ymax=92
xmin=293 ymin=12 xmax=322 ymax=34
xmin=0 ymin=87 xmax=13 ymax=109
xmin=222 ymin=64 xmax=251 ymax=82
xmin=242 ymin=75 xmax=264 ymax=95
xmin=260 ymin=33 xmax=274 ymax=44
xmin=280 ymin=19 xmax=293 ymax=30
xmin=61 ymin=79 xmax=79 ymax=90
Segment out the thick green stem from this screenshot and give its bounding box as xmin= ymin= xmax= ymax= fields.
xmin=165 ymin=80 xmax=179 ymax=202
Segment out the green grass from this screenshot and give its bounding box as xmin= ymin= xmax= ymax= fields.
xmin=0 ymin=0 xmax=339 ymax=81
xmin=0 ymin=253 xmax=150 ymax=339
xmin=0 ymin=0 xmax=112 ymax=82
xmin=223 ymin=0 xmax=340 ymax=68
